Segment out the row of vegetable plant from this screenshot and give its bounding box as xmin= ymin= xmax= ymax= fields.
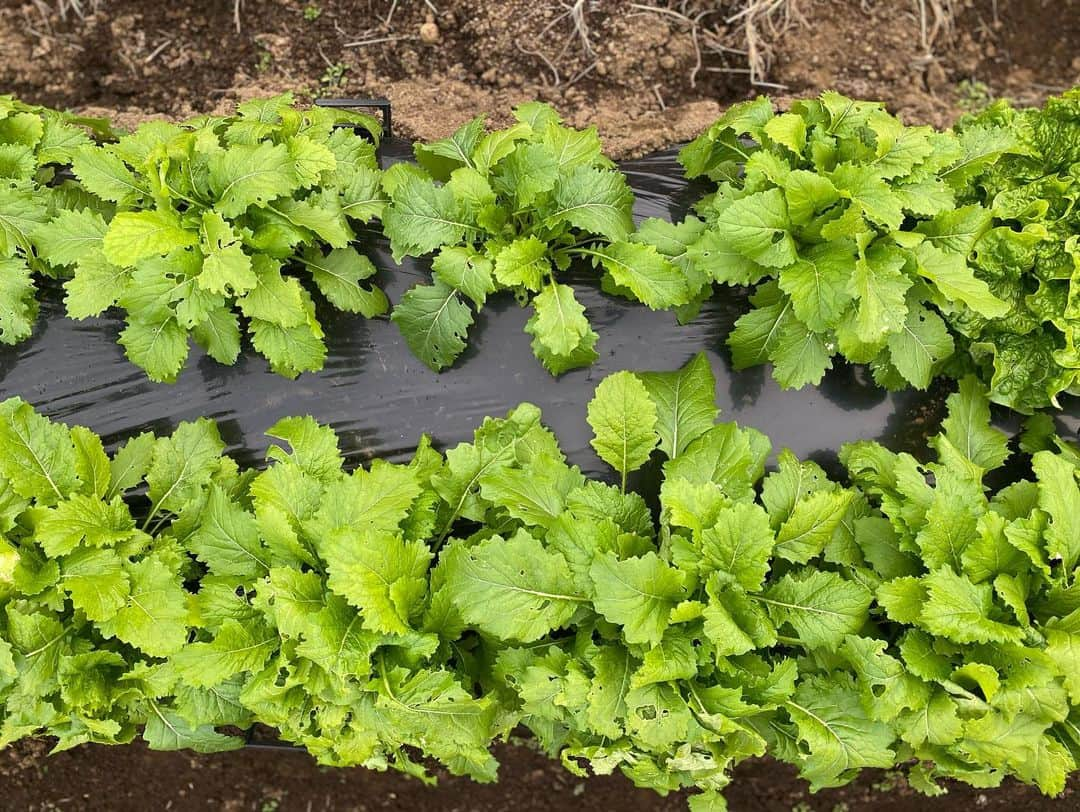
xmin=0 ymin=355 xmax=1078 ymax=808
xmin=1 ymin=89 xmax=1077 ymax=408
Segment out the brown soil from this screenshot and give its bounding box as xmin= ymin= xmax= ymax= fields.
xmin=1 ymin=0 xmax=1078 ymax=158
xmin=1 ymin=2 xmax=1079 ymax=810
xmin=3 ymin=737 xmax=1078 ymax=812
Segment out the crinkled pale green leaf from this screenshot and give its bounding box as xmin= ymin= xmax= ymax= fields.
xmin=103 ymin=210 xmax=197 ymax=269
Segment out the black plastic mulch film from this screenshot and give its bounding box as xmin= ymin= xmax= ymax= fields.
xmin=3 ymin=112 xmax=1078 ymax=499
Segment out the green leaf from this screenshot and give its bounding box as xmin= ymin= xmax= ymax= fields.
xmin=886 ymin=304 xmax=954 ymax=389
xmin=0 ymin=257 xmax=37 ymax=345
xmin=589 ymin=551 xmax=688 ymax=646
xmin=32 ymin=208 xmax=107 ymax=269
xmin=636 ymin=352 xmax=717 ymax=459
xmin=208 ymin=141 xmax=299 ymax=218
xmin=173 ymin=618 xmax=277 ymax=688
xmin=96 ymin=554 xmax=188 ymax=657
xmin=103 ymin=211 xmax=197 ymax=268
xmin=920 ymin=568 xmax=1025 ymax=644
xmin=431 ymin=247 xmax=494 ymax=307
xmin=118 ymin=316 xmax=189 ymax=383
xmin=760 ymin=569 xmax=871 ymax=647
xmin=938 ymin=376 xmax=1010 ymax=470
xmin=546 ymin=166 xmax=633 ymax=241
xmin=777 ymin=241 xmax=856 ymax=332
xmin=36 ymin=494 xmax=136 ymax=557
xmin=61 ymin=547 xmax=130 ymax=622
xmin=382 ymin=175 xmax=474 ymax=262
xmin=699 ymin=502 xmax=775 ymax=591
xmin=198 ymin=211 xmax=256 ymax=295
xmin=591 ymin=241 xmax=690 ymax=309
xmin=774 ymin=490 xmax=854 ymax=564
xmin=322 ymin=529 xmax=431 ymax=635
xmin=304 ymin=247 xmax=388 ymax=317
xmin=391 ymin=280 xmax=474 ymax=371
xmin=710 ymin=189 xmax=797 ymax=268
xmin=525 ymin=281 xmax=591 ymax=359
xmin=915 ymin=242 xmax=1009 ymax=319
xmin=492 ymin=236 xmax=549 ymax=291
xmin=786 ymin=674 xmax=896 ymax=790
xmin=1032 ymin=451 xmax=1080 ymax=572
xmin=188 ymin=486 xmax=269 ymax=578
xmin=587 ymin=371 xmax=659 ymax=488
xmin=145 ymin=418 xmax=225 ymax=516
xmin=444 ymin=531 xmax=582 ymax=642
xmin=0 ymin=398 xmax=78 ymax=505
xmin=143 ymin=704 xmax=243 ymax=753
xmin=70 ymin=145 xmax=145 ymax=205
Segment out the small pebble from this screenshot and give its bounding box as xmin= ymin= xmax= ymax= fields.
xmin=419 ymin=21 xmax=440 ymax=44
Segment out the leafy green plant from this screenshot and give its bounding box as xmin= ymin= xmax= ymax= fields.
xmin=0 ymin=96 xmax=110 ymax=346
xmin=667 ymin=92 xmax=1016 ymax=391
xmin=383 ymin=103 xmax=691 ymax=374
xmin=948 ymin=89 xmax=1080 ymax=412
xmin=30 ymin=93 xmax=388 ymax=381
xmin=1 ymin=356 xmax=1079 ymax=807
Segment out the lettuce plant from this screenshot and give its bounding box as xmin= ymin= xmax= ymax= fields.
xmin=949 ymin=89 xmax=1080 ymax=412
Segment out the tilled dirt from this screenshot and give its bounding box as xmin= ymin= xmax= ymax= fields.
xmin=2 ymin=737 xmax=1078 ymax=812
xmin=1 ymin=0 xmax=1078 ymax=158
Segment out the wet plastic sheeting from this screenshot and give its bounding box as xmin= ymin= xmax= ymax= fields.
xmin=2 ymin=139 xmax=1076 ymax=483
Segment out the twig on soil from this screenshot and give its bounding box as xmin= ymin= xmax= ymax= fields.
xmin=143 ymin=38 xmax=173 ymax=64
xmin=565 ymin=59 xmax=599 ymax=88
xmin=384 ymin=0 xmax=400 ymax=28
xmin=234 ymin=0 xmax=243 ymax=34
xmin=516 ymin=41 xmax=561 ymax=86
xmin=343 ymin=35 xmax=410 ymax=48
xmin=652 ymin=83 xmax=667 ymax=110
xmin=537 ymin=0 xmax=597 ymax=62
